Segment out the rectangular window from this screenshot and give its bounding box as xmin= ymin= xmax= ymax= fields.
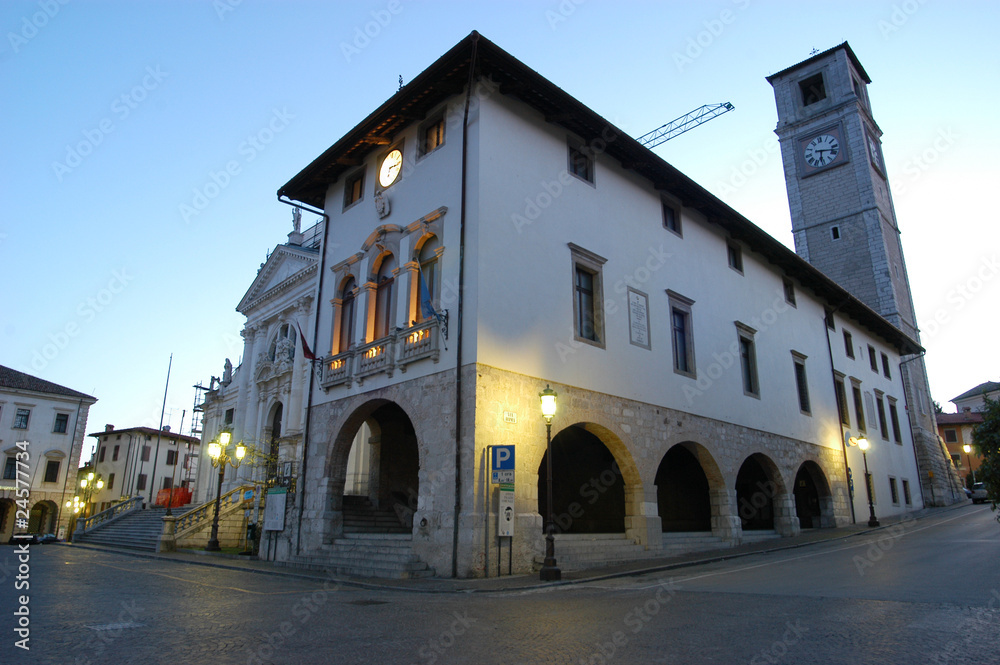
xmin=889 ymin=399 xmax=902 ymax=443
xmin=98 ymin=446 xmax=107 ymax=462
xmin=343 ymin=169 xmax=364 ymax=209
xmin=782 ymin=278 xmax=796 ymax=306
xmin=889 ymin=477 xmax=899 ymax=505
xmin=868 ymin=345 xmax=879 ymax=372
xmin=420 ymin=117 xmax=445 ymax=155
xmin=902 ymin=479 xmax=911 ymax=505
xmin=3 ymin=457 xmax=15 ymax=480
xmin=799 ymin=73 xmax=826 ymax=106
xmin=13 ymin=408 xmax=30 ymax=429
xmin=137 ymin=474 xmax=147 ymax=491
xmin=107 ymin=472 xmax=115 ymax=490
xmin=163 ymin=477 xmax=173 ymax=490
xmin=569 ymin=244 xmax=606 ymax=347
xmin=668 ymin=291 xmax=696 ymax=378
xmin=852 ymin=383 xmax=866 ymax=433
xmin=568 ymin=141 xmax=594 ymax=184
xmin=225 ymin=408 xmax=235 ymax=426
xmin=843 ymin=330 xmax=855 ymax=358
xmin=944 ymin=428 xmax=957 ymax=443
xmin=142 ymin=446 xmax=151 ymax=462
xmin=881 ymin=353 xmax=892 ymax=379
xmin=53 ymin=413 xmax=69 ymax=433
xmin=662 ymin=200 xmax=682 ymax=236
xmin=727 ymin=241 xmax=743 ymax=273
xmin=835 ymin=375 xmax=850 ymax=426
xmin=43 ymin=460 xmax=59 ymax=483
xmin=112 ymin=445 xmax=120 ymax=462
xmin=825 ymin=309 xmax=835 ymax=330
xmin=166 ymin=449 xmax=177 ymax=466
xmin=876 ymin=393 xmax=889 ymax=440
xmin=793 ymin=353 xmax=811 ymax=414
xmin=736 ymin=323 xmax=758 ymax=397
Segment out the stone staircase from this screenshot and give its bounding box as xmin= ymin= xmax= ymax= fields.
xmin=739 ymin=529 xmax=781 ymax=544
xmin=286 ymin=533 xmax=434 ymax=579
xmin=342 ymin=495 xmax=409 ymax=534
xmin=74 ymin=505 xmax=184 ymax=552
xmin=661 ymin=531 xmax=729 ymax=555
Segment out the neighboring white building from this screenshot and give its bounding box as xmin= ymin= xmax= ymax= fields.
xmin=86 ymin=424 xmax=202 ymax=510
xmin=950 ymin=381 xmax=1000 ymax=414
xmin=194 ymin=213 xmax=320 ymax=506
xmin=261 ymin=32 xmax=932 ymax=578
xmin=0 ymin=365 xmax=96 ymax=540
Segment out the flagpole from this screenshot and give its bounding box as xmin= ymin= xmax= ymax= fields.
xmin=149 ymin=353 xmax=172 ymax=513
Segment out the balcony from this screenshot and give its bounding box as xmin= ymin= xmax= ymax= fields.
xmin=319 ymin=319 xmax=442 ymax=390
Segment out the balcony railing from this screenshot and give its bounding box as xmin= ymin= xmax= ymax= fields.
xmin=318 ymin=319 xmax=441 ymax=389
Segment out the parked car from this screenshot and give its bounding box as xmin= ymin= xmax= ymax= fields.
xmin=971 ymin=482 xmax=989 ymax=504
xmin=963 ymin=486 xmax=973 ymax=499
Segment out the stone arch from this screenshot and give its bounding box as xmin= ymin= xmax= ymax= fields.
xmin=0 ymin=498 xmax=15 ymax=542
xmin=263 ymin=401 xmax=284 ymax=483
xmin=794 ymin=460 xmax=836 ymax=529
xmin=28 ymin=500 xmax=58 ymax=534
xmin=323 ymin=399 xmax=420 ymax=536
xmin=735 ymin=453 xmax=786 ymax=531
xmin=655 ymin=442 xmax=724 ymax=532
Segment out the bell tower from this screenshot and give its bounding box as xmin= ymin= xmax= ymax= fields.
xmin=767 ymin=43 xmax=961 ymax=506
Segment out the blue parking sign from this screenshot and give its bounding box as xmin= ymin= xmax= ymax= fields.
xmin=493 ymin=445 xmax=515 ymax=470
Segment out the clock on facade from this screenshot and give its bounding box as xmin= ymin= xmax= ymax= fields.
xmin=378 ymin=148 xmax=403 ymax=188
xmin=804 ymin=134 xmax=840 ymax=168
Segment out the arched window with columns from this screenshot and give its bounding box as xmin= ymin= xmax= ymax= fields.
xmin=373 ymin=254 xmax=396 ymax=340
xmin=337 ymin=276 xmax=357 ymax=353
xmin=414 ymin=235 xmax=441 ymax=324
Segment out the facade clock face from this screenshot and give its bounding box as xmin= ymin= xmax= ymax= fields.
xmin=803 ymin=134 xmax=840 ymax=168
xmin=867 ymin=135 xmax=882 ymax=169
xmin=378 ymin=149 xmax=403 ymax=187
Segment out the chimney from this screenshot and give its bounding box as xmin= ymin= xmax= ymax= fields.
xmin=163 ymin=425 xmax=171 ymax=433
xmin=105 ymin=424 xmax=114 ymax=432
xmin=963 ymin=407 xmax=972 ymax=413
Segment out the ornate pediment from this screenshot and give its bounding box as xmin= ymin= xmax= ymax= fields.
xmin=238 ymin=245 xmax=319 ymax=314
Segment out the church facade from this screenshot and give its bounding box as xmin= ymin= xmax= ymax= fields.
xmin=229 ymin=33 xmax=937 ymax=578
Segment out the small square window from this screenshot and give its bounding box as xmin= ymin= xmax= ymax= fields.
xmin=727 ymin=241 xmax=743 ymax=273
xmin=799 ymin=73 xmax=826 ymax=106
xmin=944 ymin=429 xmax=957 ymax=443
xmin=782 ymin=278 xmax=796 ymax=307
xmin=868 ymin=345 xmax=879 ymax=372
xmin=13 ymin=408 xmax=30 ymax=429
xmin=420 ymin=116 xmax=445 ymax=156
xmin=662 ymin=201 xmax=682 ymax=236
xmin=43 ymin=459 xmax=60 ymax=483
xmin=881 ymin=353 xmax=891 ymax=379
xmin=843 ymin=330 xmax=855 ymax=358
xmin=53 ymin=413 xmax=69 ymax=434
xmin=831 ymin=226 xmax=840 ymax=240
xmin=568 ymin=142 xmax=594 ymax=184
xmin=343 ymin=169 xmax=364 ymax=209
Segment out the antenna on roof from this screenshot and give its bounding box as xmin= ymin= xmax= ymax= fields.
xmin=809 ymin=47 xmax=819 ymax=55
xmin=398 ymin=74 xmax=403 ymax=91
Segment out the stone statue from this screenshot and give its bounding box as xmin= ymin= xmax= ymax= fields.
xmin=223 ymin=358 xmax=233 ymax=385
xmin=292 ymin=208 xmax=301 ymax=234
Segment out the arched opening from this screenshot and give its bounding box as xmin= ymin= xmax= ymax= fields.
xmin=537 ymin=425 xmax=625 ymax=534
xmin=267 ymin=402 xmax=283 ymax=484
xmin=415 ymin=235 xmax=440 ymax=323
xmin=336 ymin=402 xmax=419 ymax=534
xmin=794 ymin=461 xmax=834 ymax=529
xmin=373 ymin=254 xmax=396 ymax=340
xmin=28 ymin=500 xmax=58 ymax=534
xmin=736 ymin=455 xmax=778 ymax=531
xmin=268 ymin=323 xmax=296 ymax=361
xmin=656 ymin=444 xmax=711 ymax=532
xmin=338 ymin=276 xmax=357 ymax=353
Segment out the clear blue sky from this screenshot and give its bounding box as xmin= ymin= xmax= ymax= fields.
xmin=3 ymin=1 xmax=997 ymax=461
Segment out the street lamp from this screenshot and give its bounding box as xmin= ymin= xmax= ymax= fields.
xmin=963 ymin=444 xmax=975 ymax=484
xmin=76 ymin=472 xmax=104 ymax=519
xmin=539 ymin=385 xmax=560 ymax=582
xmin=205 ymin=431 xmax=246 ymax=552
xmin=853 ymin=436 xmax=880 ymax=528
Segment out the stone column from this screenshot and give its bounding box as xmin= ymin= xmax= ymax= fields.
xmin=773 ymin=492 xmax=801 ymax=537
xmin=710 ymin=488 xmax=742 ymax=544
xmin=159 ymin=515 xmax=177 ymax=553
xmin=623 ymin=485 xmax=662 ymax=549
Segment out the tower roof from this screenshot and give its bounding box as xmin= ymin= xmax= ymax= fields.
xmin=765 ymin=41 xmax=871 ymax=84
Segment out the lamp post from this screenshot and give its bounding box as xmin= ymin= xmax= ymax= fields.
xmin=78 ymin=472 xmax=104 ymax=519
xmin=856 ymin=436 xmax=880 ymax=527
xmin=963 ymin=444 xmax=975 ymax=484
xmin=205 ymin=431 xmax=246 ymax=552
xmin=539 ymin=385 xmax=560 ymax=582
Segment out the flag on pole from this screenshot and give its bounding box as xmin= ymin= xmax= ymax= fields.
xmin=418 ymin=265 xmax=442 ymax=323
xmin=296 ymin=321 xmax=316 ymax=360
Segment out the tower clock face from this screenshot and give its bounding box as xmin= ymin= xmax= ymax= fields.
xmin=867 ymin=135 xmax=882 ymax=169
xmin=378 ymin=149 xmax=403 ymax=187
xmin=804 ymin=134 xmax=840 ymax=168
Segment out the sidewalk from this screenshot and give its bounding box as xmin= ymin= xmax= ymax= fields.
xmin=60 ymin=500 xmax=973 ymax=594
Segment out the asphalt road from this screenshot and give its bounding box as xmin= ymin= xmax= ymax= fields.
xmin=1 ymin=505 xmax=998 ymax=665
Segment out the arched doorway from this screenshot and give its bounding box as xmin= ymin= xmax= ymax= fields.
xmin=267 ymin=402 xmax=283 ymax=484
xmin=656 ymin=444 xmax=711 ymax=532
xmin=28 ymin=500 xmax=58 ymax=534
xmin=794 ymin=461 xmax=834 ymax=528
xmin=736 ymin=455 xmax=779 ymax=531
xmin=537 ymin=425 xmax=625 ymax=534
xmin=335 ymin=402 xmax=419 ymax=534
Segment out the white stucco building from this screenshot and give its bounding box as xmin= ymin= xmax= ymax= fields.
xmin=252 ymin=33 xmax=933 ymax=578
xmin=0 ymin=365 xmax=96 ymax=541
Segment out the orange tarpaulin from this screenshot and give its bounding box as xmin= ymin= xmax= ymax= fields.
xmin=155 ymin=487 xmax=191 ymax=507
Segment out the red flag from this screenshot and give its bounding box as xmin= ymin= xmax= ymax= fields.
xmin=296 ymin=321 xmax=316 ymax=360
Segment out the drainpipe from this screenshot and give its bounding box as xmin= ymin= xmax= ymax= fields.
xmin=279 ymin=196 xmax=330 ymax=556
xmin=452 ymin=32 xmax=479 ymax=578
xmin=823 ymin=303 xmax=856 ymax=525
xmin=57 ymin=397 xmax=86 ymax=537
